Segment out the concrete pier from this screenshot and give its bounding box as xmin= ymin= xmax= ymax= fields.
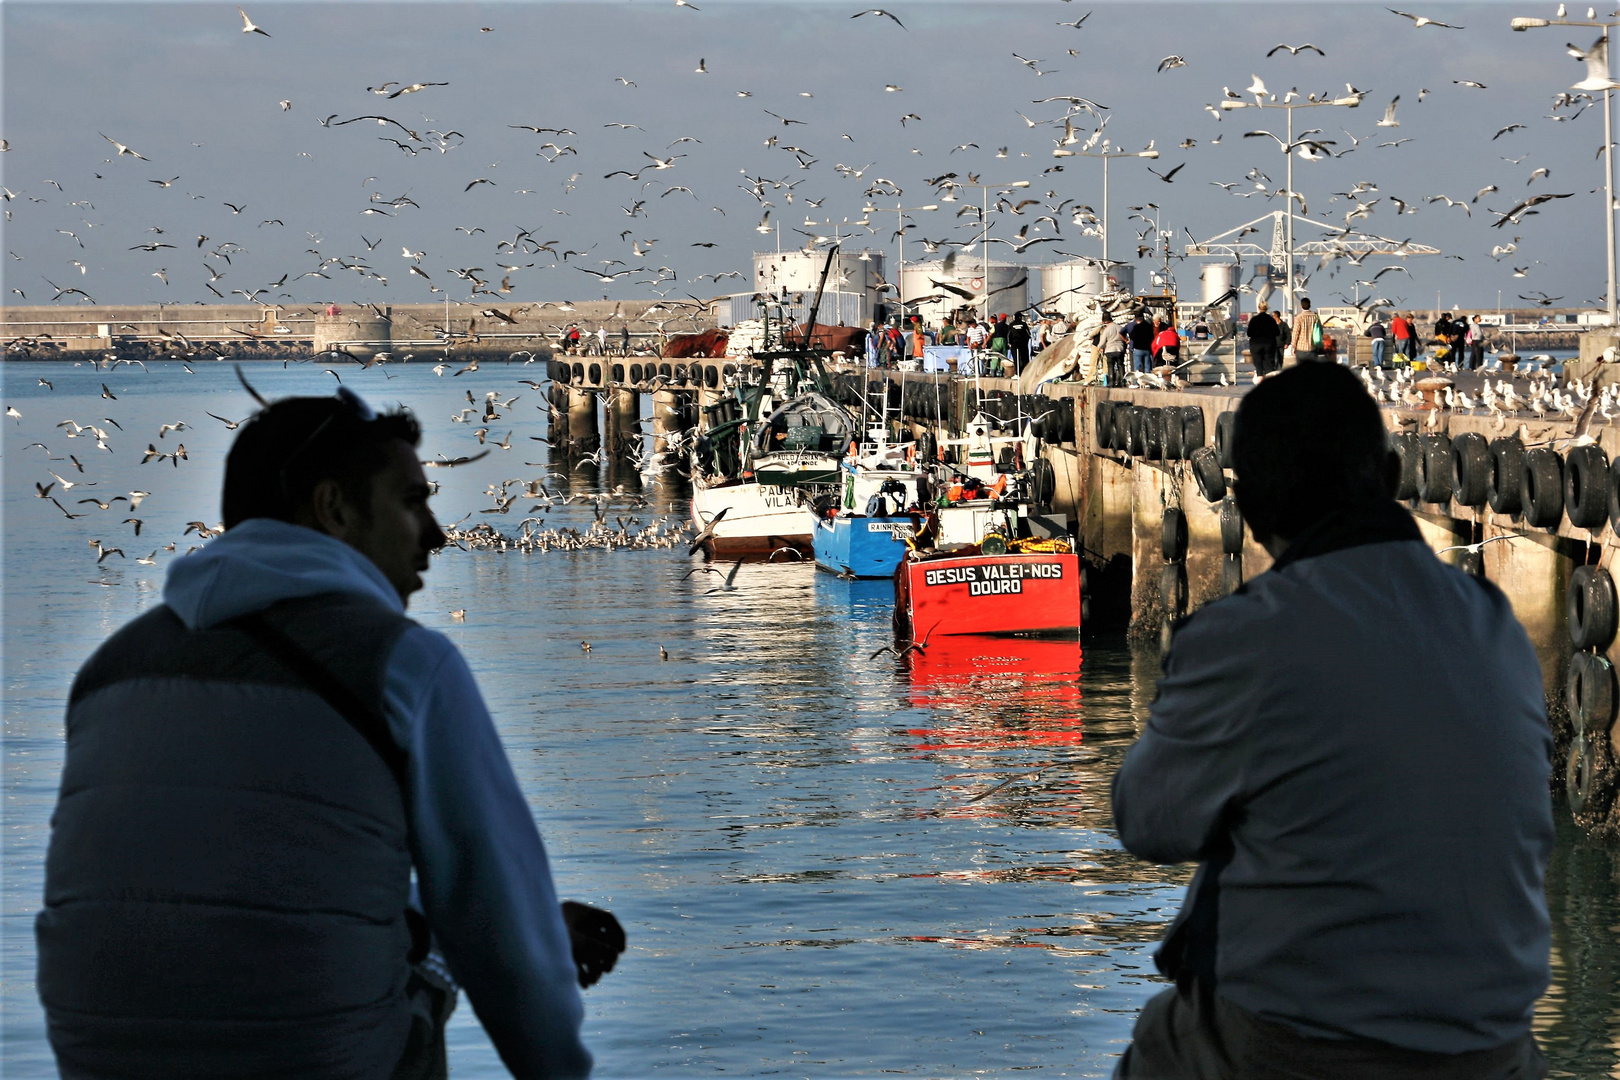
xmin=606 ymin=389 xmax=640 ymax=458
xmin=566 ymin=388 xmax=600 ymax=457
xmin=652 ymin=389 xmax=687 ymax=456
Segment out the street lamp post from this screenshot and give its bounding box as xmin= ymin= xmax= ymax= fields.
xmin=1066 ymin=143 xmax=1159 ymax=266
xmin=1512 ymin=14 xmax=1620 ymax=328
xmin=1220 ymin=87 xmax=1361 ymax=315
xmin=958 ymin=179 xmax=1032 ymax=326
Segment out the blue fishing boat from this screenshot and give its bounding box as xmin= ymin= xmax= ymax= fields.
xmin=812 ymin=424 xmax=930 ymax=578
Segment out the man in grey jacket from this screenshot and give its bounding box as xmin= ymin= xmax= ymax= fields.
xmin=1112 ymin=363 xmax=1553 ymax=1079
xmin=39 ymin=389 xmax=600 ymax=1079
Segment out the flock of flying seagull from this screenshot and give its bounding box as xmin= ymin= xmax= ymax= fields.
xmin=17 ymin=352 xmax=703 ymax=599
xmin=13 ymin=0 xmax=1620 ymax=599
xmin=4 ymin=1 xmax=1613 ymax=323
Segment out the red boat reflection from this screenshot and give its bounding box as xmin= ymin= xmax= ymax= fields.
xmin=904 ymin=634 xmax=1083 ymax=751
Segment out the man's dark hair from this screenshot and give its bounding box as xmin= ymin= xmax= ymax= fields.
xmin=222 ymin=395 xmax=422 ymax=529
xmin=1300 ymin=297 xmax=1312 ymax=310
xmin=1232 ymin=363 xmax=1392 ymax=542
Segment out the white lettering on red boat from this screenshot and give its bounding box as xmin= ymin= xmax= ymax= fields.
xmin=922 ymin=562 xmax=1064 ymax=588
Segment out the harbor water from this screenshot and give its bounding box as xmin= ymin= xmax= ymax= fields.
xmin=2 ymin=360 xmax=1617 ymax=1077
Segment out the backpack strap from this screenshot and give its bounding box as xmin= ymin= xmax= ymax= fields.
xmin=234 ymin=611 xmax=409 ymax=789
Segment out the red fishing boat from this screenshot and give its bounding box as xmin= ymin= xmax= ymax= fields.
xmin=894 ymin=546 xmax=1081 ymax=640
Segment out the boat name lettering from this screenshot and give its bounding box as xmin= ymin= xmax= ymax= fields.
xmin=867 ymin=522 xmax=915 ymax=536
xmin=922 ymin=562 xmax=1064 ymax=589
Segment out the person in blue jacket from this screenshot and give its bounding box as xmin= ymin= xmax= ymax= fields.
xmin=37 ymin=388 xmax=604 ymax=1079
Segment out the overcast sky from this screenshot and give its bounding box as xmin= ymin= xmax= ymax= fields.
xmin=1 ymin=0 xmax=1611 ymax=313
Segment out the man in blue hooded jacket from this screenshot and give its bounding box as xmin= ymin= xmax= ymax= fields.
xmin=37 ymin=389 xmax=596 ymax=1079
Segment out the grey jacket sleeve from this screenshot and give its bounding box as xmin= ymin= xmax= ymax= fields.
xmin=384 ymin=626 xmax=591 ymax=1079
xmin=1112 ymin=609 xmax=1262 ymax=864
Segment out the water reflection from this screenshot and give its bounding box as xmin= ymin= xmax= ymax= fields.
xmin=1538 ymin=812 xmax=1620 ymax=1079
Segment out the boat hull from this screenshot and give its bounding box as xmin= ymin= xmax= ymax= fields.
xmin=895 ymin=552 xmax=1081 ymax=638
xmin=812 ymin=514 xmax=916 ymax=578
xmin=691 ymin=478 xmax=815 ymax=555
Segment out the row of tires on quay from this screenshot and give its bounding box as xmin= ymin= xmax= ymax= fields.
xmin=1379 ymin=428 xmax=1620 ymax=816
xmin=548 ymin=358 xmax=732 ymax=390
xmin=1093 ymin=400 xmax=1246 ymax=635
xmin=1099 ymin=396 xmax=1620 ymax=817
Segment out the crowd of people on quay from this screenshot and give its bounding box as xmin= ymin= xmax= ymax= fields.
xmin=862 ymin=304 xmax=1216 ymax=383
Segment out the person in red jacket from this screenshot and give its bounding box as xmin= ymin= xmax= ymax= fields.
xmin=1390 ymin=312 xmax=1414 ymax=363
xmin=1150 ymin=318 xmax=1181 ymax=366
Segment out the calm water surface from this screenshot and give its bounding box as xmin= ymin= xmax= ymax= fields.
xmin=2 ymin=360 xmax=1615 ymax=1077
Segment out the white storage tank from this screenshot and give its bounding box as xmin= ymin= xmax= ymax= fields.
xmin=897 ymin=258 xmax=1029 ymax=321
xmin=1199 ymin=261 xmax=1242 ymax=321
xmin=752 ymin=250 xmax=885 ymax=300
xmin=1039 ymin=260 xmax=1134 ymax=316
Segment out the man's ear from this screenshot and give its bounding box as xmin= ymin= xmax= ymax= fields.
xmin=304 ymin=477 xmax=360 ymax=541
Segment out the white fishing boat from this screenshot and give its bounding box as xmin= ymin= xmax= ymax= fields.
xmin=690 ymin=473 xmax=817 ymax=556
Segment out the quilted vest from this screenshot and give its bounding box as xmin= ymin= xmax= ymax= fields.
xmin=38 ymin=593 xmax=417 ymax=1080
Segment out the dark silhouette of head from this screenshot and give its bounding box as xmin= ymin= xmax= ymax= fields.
xmin=1300 ymin=297 xmax=1312 ymax=311
xmin=1232 ymin=363 xmax=1396 ymax=546
xmin=222 ymin=390 xmax=422 ymax=529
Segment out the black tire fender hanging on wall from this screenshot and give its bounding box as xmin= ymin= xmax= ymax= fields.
xmin=1567 ymin=651 xmax=1618 ymax=737
xmin=1162 ymin=410 xmax=1185 ymax=461
xmin=1181 ymin=406 xmax=1207 ymax=455
xmin=1126 ymin=406 xmax=1147 ymax=455
xmin=1566 ymin=443 xmax=1611 ymax=531
xmin=1450 ymin=432 xmax=1491 ymax=508
xmin=1520 ymin=447 xmax=1565 ymax=529
xmin=1487 ymin=437 xmax=1526 ymax=516
xmin=1190 ymin=446 xmax=1226 ymax=502
xmin=1606 ymin=454 xmax=1620 ymax=532
xmin=1568 ymin=564 xmax=1619 ymax=650
xmin=1392 ymin=432 xmax=1422 ymax=501
xmin=1034 ymin=458 xmax=1056 ymax=506
xmin=1162 ymin=507 xmax=1189 ymax=562
xmin=1110 ymin=405 xmax=1131 ymax=452
xmin=1567 ymin=733 xmax=1598 ymax=815
xmin=1219 ymin=496 xmax=1244 ymax=555
xmin=1141 ymin=408 xmax=1164 ymax=461
xmin=1221 ymin=553 xmax=1243 ymax=596
xmin=1419 ymin=434 xmax=1454 ymax=504
xmin=1214 ymin=411 xmax=1236 ymax=469
xmin=1160 ymin=561 xmax=1189 ymax=617
xmin=1095 ymin=401 xmax=1116 ymax=452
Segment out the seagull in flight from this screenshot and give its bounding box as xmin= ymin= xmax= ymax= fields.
xmin=100 ymin=133 xmax=146 ymax=159
xmin=1267 ymin=42 xmax=1325 ymax=56
xmin=705 ymin=559 xmax=745 ymax=594
xmin=852 ymin=8 xmax=905 ymax=28
xmin=237 ymin=6 xmax=270 ymax=35
xmin=1570 ymin=37 xmax=1620 ymax=92
xmin=1437 ymin=534 xmax=1521 ymax=556
xmin=387 ymin=81 xmax=449 ymax=99
xmin=1387 ymin=7 xmax=1464 ymax=28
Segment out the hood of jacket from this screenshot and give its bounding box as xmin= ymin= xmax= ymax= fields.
xmin=164 ymin=517 xmax=404 ymax=630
